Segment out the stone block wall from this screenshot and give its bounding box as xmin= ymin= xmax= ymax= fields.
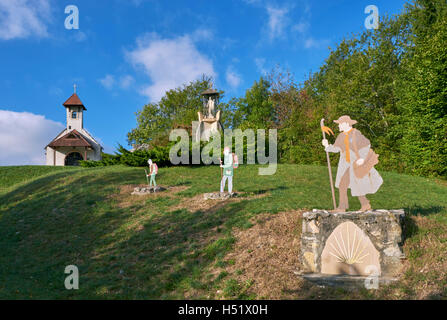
xmin=300 ymin=209 xmax=406 ymax=277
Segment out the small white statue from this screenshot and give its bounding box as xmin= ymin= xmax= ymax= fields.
xmin=207 ymin=97 xmax=215 ymax=118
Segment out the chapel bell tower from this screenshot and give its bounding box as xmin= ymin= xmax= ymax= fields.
xmin=63 ymin=84 xmax=86 ymax=131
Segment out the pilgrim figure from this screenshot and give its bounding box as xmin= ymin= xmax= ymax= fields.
xmin=147 ymin=159 xmax=158 ymax=187
xmin=322 ymin=115 xmax=383 ymax=212
xmin=220 ymin=146 xmax=234 ymax=194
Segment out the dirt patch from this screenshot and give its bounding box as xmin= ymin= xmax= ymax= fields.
xmin=170 ymin=194 xmax=237 ymax=214
xmin=112 ymin=184 xmax=190 ymax=209
xmin=171 ymin=192 xmax=268 ymax=214
xmin=212 ymin=210 xmax=312 ymax=299
xmin=167 ymin=185 xmax=191 ymax=194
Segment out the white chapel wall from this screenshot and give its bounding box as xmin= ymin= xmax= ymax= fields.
xmin=46 ymin=146 xmax=101 ymax=166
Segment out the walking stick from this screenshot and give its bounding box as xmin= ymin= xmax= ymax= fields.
xmin=144 ymin=169 xmax=150 ymax=186
xmin=320 ymin=118 xmax=337 ymax=210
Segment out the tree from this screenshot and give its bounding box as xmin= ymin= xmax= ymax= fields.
xmin=400 ymin=1 xmax=447 ymax=176
xmin=268 ymin=67 xmax=326 ymax=164
xmin=227 ymin=77 xmax=274 ymax=130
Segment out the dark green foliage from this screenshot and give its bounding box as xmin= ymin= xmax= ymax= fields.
xmin=268 ymin=69 xmax=326 ymax=165
xmin=399 ymin=2 xmax=447 ymax=176
xmin=226 ymin=77 xmax=274 ymax=130
xmin=80 ymin=152 xmax=121 ymax=167
xmin=118 ymin=145 xmax=172 ymax=167
xmin=80 ymin=145 xmax=172 ymax=168
xmin=267 ymin=0 xmax=447 ymax=177
xmin=82 ymin=130 xmax=275 ymax=168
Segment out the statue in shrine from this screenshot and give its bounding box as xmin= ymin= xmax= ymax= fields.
xmin=195 ymin=86 xmax=223 ymax=142
xmin=207 ymin=97 xmax=215 ymax=118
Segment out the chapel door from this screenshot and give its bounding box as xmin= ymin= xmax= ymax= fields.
xmin=65 ymin=152 xmax=83 ymax=166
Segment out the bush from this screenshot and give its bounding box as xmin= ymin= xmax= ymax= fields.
xmin=80 ymin=129 xmax=278 ymax=168
xmin=80 ymin=144 xmax=171 ymax=168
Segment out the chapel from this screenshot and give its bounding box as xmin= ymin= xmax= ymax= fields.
xmin=45 ymin=88 xmax=102 ymax=166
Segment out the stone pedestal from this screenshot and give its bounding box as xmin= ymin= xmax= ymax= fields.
xmin=195 ymin=111 xmax=222 ymax=142
xmin=300 ymin=209 xmax=405 ymax=285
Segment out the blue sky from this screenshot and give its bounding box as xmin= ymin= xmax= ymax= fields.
xmin=0 ymin=0 xmax=408 ymax=165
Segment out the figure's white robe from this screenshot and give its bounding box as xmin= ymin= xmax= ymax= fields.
xmin=325 ymin=130 xmax=383 ymax=197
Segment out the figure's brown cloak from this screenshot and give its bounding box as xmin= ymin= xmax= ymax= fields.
xmin=332 ymin=128 xmax=370 ymax=155
xmin=326 ymin=128 xmax=383 ymax=196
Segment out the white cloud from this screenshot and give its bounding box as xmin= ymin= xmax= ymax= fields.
xmin=225 ymin=67 xmax=241 ymax=88
xmin=126 ymin=32 xmax=216 ymax=102
xmin=191 ymin=28 xmax=214 ymax=42
xmin=98 ymin=74 xmax=134 ymax=90
xmin=73 ymin=31 xmax=87 ymax=42
xmin=119 ymin=75 xmax=134 ymax=89
xmin=304 ymin=37 xmax=330 ymax=49
xmin=246 ymin=0 xmax=320 ymax=49
xmin=0 ymin=110 xmax=64 ymax=165
xmin=292 ymin=21 xmax=309 ymax=34
xmin=0 ymin=0 xmax=51 ymax=40
xmin=98 ymin=74 xmax=115 ymax=90
xmin=265 ymin=5 xmax=289 ymax=41
xmin=255 ymin=57 xmax=267 ymax=74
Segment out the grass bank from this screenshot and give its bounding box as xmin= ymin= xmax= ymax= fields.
xmin=0 ymin=164 xmax=446 ymax=299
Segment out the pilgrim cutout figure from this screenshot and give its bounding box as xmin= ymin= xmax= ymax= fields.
xmin=322 ymin=115 xmax=383 ymax=212
xmin=146 ymin=159 xmax=158 ymax=188
xmin=220 ymin=146 xmax=239 ymax=194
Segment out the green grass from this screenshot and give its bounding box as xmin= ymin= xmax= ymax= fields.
xmin=0 ymin=164 xmax=446 ymax=299
xmin=0 ymin=165 xmax=79 ymax=193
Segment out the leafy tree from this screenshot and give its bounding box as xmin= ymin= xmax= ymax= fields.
xmin=267 ymin=68 xmax=326 ymax=164
xmin=227 ymin=77 xmax=274 ymax=130
xmin=307 ymin=14 xmax=412 ymax=170
xmin=400 ymin=1 xmax=447 ymax=176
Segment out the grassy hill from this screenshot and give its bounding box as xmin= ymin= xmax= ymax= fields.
xmin=0 ymin=164 xmax=446 ymax=299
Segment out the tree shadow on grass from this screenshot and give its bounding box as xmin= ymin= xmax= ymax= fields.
xmin=252 ymin=185 xmax=288 ymax=195
xmin=81 ymin=198 xmax=252 ymax=299
xmin=0 ymin=168 xmax=259 ymax=299
xmin=404 ymin=205 xmax=444 ymax=216
xmin=0 ymin=168 xmax=147 ymax=298
xmin=402 ymin=205 xmax=445 ymax=240
xmin=403 ymin=214 xmax=419 ymax=239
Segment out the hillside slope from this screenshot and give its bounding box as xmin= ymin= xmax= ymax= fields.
xmin=0 ymin=164 xmax=446 ymax=299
